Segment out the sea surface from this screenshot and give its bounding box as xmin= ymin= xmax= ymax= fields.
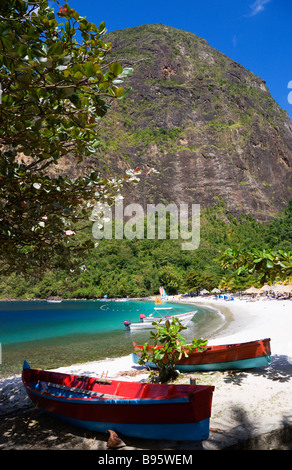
xmin=0 ymin=299 xmax=226 ymax=377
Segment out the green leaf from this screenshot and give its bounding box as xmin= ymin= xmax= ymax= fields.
xmin=84 ymin=61 xmax=94 ymax=78
xmin=74 ymin=71 xmax=83 ymax=80
xmin=99 ymin=21 xmax=106 ymax=33
xmin=65 ymin=21 xmax=70 ymax=34
xmin=118 ymin=86 xmax=132 ymax=100
xmin=48 ymin=42 xmax=63 ymax=56
xmin=237 ymin=266 xmax=246 ymax=275
xmin=113 ymin=86 xmax=125 ymax=98
xmin=109 ymin=62 xmax=123 ymax=76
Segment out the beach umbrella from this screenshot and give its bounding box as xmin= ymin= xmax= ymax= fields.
xmin=200 ymin=289 xmax=210 ymax=295
xmin=260 ymin=284 xmax=273 ymax=293
xmin=274 ymin=284 xmax=292 ymax=294
xmin=245 ymin=287 xmax=261 ymax=294
xmin=211 ymin=288 xmax=221 ymax=294
xmin=273 ymin=285 xmax=283 ymax=293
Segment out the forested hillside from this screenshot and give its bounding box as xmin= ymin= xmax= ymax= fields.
xmin=1 ymin=199 xmax=291 ymax=299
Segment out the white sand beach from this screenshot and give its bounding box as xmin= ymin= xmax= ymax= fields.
xmin=180 ymin=297 xmax=292 ymax=449
xmin=1 ymin=296 xmax=292 ymax=449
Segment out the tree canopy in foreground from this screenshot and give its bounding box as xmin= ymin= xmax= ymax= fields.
xmin=221 ymin=248 xmax=292 ymax=284
xmin=0 ymin=0 xmax=136 ymax=274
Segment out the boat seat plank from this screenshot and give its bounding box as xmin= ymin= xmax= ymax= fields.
xmin=40 ymin=381 xmax=126 ymax=399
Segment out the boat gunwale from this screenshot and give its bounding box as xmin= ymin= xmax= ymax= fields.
xmin=24 ymin=383 xmax=192 ymax=406
xmin=22 ymin=365 xmax=214 ymax=404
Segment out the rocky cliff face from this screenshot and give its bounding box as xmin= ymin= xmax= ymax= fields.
xmin=87 ymin=24 xmax=292 ymax=220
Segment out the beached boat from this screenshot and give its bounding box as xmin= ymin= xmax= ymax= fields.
xmin=132 ymin=338 xmax=272 ymax=371
xmin=22 ymin=361 xmax=215 ymax=441
xmin=124 ymin=307 xmax=197 ymax=330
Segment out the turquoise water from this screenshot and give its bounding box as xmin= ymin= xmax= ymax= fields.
xmin=0 ymin=300 xmax=226 ymax=377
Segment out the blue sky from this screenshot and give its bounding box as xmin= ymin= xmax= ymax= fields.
xmin=56 ymin=0 xmax=292 ymax=121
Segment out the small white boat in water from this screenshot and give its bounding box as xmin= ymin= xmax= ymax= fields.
xmin=124 ymin=307 xmax=197 ymax=330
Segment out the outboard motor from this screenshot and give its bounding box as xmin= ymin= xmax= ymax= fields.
xmin=139 ymin=314 xmax=146 ymax=323
xmin=124 ymin=320 xmax=131 ymax=330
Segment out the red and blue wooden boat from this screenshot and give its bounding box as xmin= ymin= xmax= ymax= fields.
xmin=132 ymin=338 xmax=271 ymax=372
xmin=22 ymin=361 xmax=215 ymax=441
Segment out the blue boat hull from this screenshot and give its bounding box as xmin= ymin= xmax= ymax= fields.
xmin=41 ymin=408 xmax=211 ymax=440
xmin=132 ymin=352 xmax=272 ymax=371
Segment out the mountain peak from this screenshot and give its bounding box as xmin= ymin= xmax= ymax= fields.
xmin=95 ymin=24 xmax=292 ymax=220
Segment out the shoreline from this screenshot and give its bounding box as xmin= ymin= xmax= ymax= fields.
xmin=1 ymin=297 xmax=292 ymax=449
xmin=187 ymin=296 xmax=292 ymax=356
xmin=0 ymin=297 xmax=152 ymax=302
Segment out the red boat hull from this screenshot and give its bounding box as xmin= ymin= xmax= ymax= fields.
xmin=133 ymin=338 xmax=271 ymax=371
xmin=22 ymin=362 xmax=214 ymax=440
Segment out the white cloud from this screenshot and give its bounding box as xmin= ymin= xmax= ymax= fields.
xmin=248 ymin=0 xmax=272 ymax=17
